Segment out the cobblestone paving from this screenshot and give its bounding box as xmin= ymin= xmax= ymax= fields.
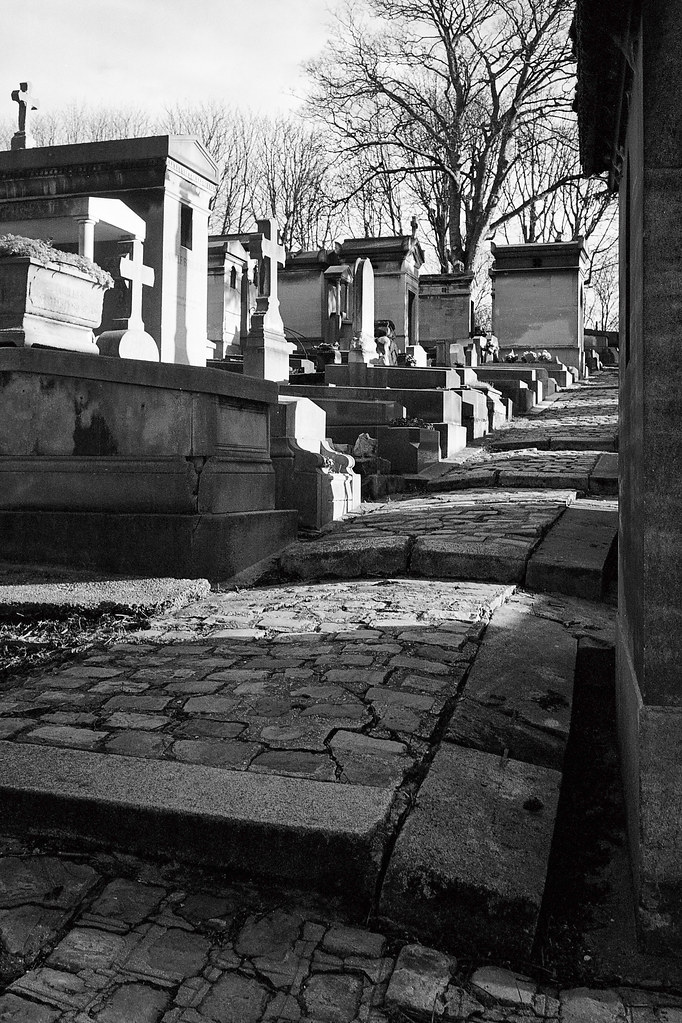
xmin=484 ymin=374 xmax=618 ymax=451
xmin=0 ymin=841 xmax=680 ymax=1023
xmin=277 ymin=491 xmax=577 ymax=584
xmin=0 ymin=581 xmax=510 ymax=788
xmin=427 ymin=451 xmax=603 ymax=492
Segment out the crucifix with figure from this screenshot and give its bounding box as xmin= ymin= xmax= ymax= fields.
xmin=11 ymin=82 xmax=39 ymax=150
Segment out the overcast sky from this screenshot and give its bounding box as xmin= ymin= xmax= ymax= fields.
xmin=6 ymin=0 xmax=335 ymax=118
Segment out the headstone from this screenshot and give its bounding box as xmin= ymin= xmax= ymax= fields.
xmin=97 ymin=238 xmax=158 ymax=361
xmin=348 ymin=258 xmax=378 ymax=364
xmin=10 ymin=82 xmax=38 ymax=150
xmin=243 ymin=218 xmax=293 ymax=382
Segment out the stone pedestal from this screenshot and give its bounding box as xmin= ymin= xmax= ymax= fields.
xmin=270 ymin=395 xmax=360 ymax=531
xmin=244 ymin=318 xmax=293 ymax=382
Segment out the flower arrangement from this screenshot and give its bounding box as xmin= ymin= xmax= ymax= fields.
xmin=0 ymin=234 xmax=114 ymax=288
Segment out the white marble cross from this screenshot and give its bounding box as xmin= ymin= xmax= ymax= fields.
xmin=118 ymin=239 xmax=155 ymax=329
xmin=11 ymin=82 xmax=39 ymax=148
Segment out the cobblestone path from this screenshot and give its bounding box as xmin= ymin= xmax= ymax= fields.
xmin=1 ymin=838 xmax=681 ymax=1023
xmin=1 ymin=368 xmax=679 ymax=1020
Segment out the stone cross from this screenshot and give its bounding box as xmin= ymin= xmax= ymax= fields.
xmin=118 ymin=239 xmax=155 ymax=330
xmin=11 ymin=82 xmax=39 ymax=150
xmin=253 ymin=218 xmax=285 ymax=302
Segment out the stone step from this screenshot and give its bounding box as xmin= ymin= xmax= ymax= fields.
xmin=278 ymin=491 xmax=576 ymax=584
xmin=589 ymin=451 xmax=619 ymax=495
xmin=379 ymin=743 xmax=561 ymax=959
xmin=0 ymin=741 xmax=393 ymax=902
xmin=444 ymin=596 xmax=577 ymax=772
xmin=525 ymin=500 xmax=618 ymax=600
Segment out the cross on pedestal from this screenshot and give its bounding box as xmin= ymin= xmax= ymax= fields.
xmin=11 ymin=82 xmax=39 ymax=150
xmin=118 ymin=239 xmax=155 ymax=330
xmin=253 ymin=218 xmax=286 ymax=307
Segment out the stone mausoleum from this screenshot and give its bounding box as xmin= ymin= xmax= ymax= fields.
xmin=574 ymin=0 xmax=682 ymax=955
xmin=0 ymin=135 xmax=217 ymax=366
xmin=490 ymin=240 xmax=588 ymax=376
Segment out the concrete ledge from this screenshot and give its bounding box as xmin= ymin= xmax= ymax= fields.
xmin=379 ymin=744 xmax=561 ymax=959
xmin=0 ymin=509 xmax=298 ymax=583
xmin=0 ymin=742 xmax=393 ymax=902
xmin=526 ymin=501 xmax=618 ymax=600
xmin=411 ymin=537 xmax=530 ymax=583
xmin=279 ymin=534 xmax=411 ymax=580
xmin=446 ymin=599 xmax=577 ymax=771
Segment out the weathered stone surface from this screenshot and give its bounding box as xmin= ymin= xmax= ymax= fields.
xmin=124 ymin=925 xmax=211 ymax=982
xmin=0 ymin=905 xmax=66 ymax=960
xmin=0 ymin=856 xmax=99 ymax=910
xmin=200 ymin=973 xmax=272 ymax=1022
xmin=0 ymin=993 xmax=59 ymax=1022
xmin=321 ymin=925 xmax=386 ymax=959
xmin=96 ymin=982 xmax=171 ymax=1023
xmin=526 ymin=500 xmax=618 ymax=600
xmin=411 ymin=535 xmax=532 ymax=583
xmin=236 ymin=910 xmax=303 ymax=958
xmin=384 ymin=943 xmax=453 ymax=1017
xmin=302 ymin=972 xmax=363 ymax=1022
xmin=49 ymin=926 xmax=126 ymax=972
xmin=86 ymin=879 xmax=165 ymax=928
xmin=279 ymin=534 xmax=411 ymax=580
xmin=470 ymin=965 xmax=537 ymax=1006
xmin=446 ymin=595 xmax=577 ymax=770
xmin=559 ymin=988 xmax=626 ymax=1023
xmin=379 ymin=744 xmax=561 ymax=958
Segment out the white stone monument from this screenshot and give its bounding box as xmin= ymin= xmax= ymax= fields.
xmin=243 ymin=218 xmax=293 ymax=382
xmin=348 ymin=258 xmax=379 ymax=365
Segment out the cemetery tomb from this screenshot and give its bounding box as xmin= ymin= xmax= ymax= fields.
xmin=0 ymin=134 xmax=217 ymax=366
xmin=419 ymin=272 xmax=474 ymax=355
xmin=339 ymin=233 xmax=424 ymax=353
xmin=207 ymin=235 xmax=250 ymax=359
xmin=490 ymin=240 xmax=588 ymax=377
xmin=283 ymin=383 xmax=468 ymax=458
xmin=0 ymin=195 xmax=158 ymax=360
xmin=0 ymin=347 xmax=297 ymax=580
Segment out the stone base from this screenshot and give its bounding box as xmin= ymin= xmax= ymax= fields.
xmin=244 ymin=323 xmax=292 ymax=382
xmin=0 ymin=319 xmax=100 ymax=355
xmin=375 ymin=426 xmax=441 ymax=474
xmin=97 ymin=328 xmax=159 ymax=361
xmin=616 ymin=617 xmax=682 ymax=957
xmin=0 ymin=508 xmax=298 ymax=583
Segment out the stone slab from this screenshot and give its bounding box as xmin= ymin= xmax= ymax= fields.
xmin=589 ymin=452 xmax=619 ymax=495
xmin=0 ymin=578 xmax=211 ymax=614
xmin=279 ymin=534 xmax=411 ymax=580
xmin=525 ymin=501 xmax=618 ymax=600
xmin=379 ymin=743 xmax=561 ymax=958
xmin=411 ymin=536 xmax=532 ymax=583
xmin=0 ymin=509 xmax=298 ymax=584
xmin=0 ymin=741 xmax=393 ymax=900
xmin=446 ymin=596 xmax=577 ymax=770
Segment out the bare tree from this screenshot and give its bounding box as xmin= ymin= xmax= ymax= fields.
xmin=158 ymin=102 xmax=261 ymax=236
xmin=306 ymin=0 xmax=577 ymax=272
xmin=499 ymin=118 xmax=614 ymax=244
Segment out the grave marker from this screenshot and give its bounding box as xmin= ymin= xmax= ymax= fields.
xmin=10 ymin=82 xmax=38 ymax=150
xmin=244 ymin=218 xmax=293 ymax=381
